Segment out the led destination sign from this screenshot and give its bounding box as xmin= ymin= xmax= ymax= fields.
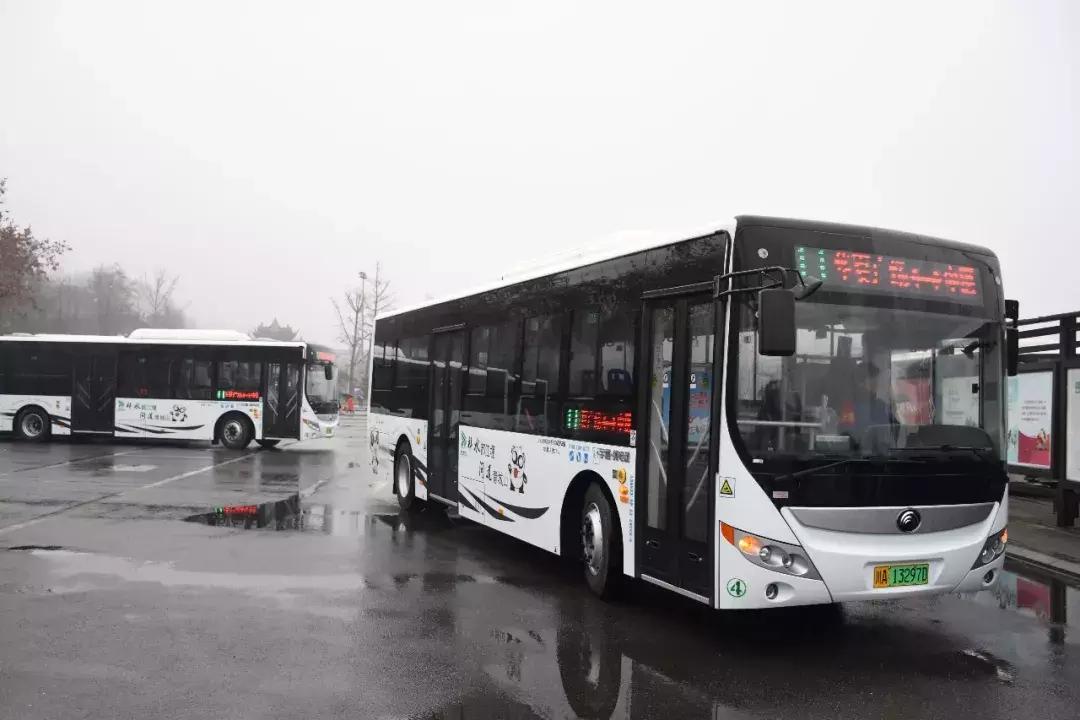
xmin=795 ymin=246 xmax=982 ymax=304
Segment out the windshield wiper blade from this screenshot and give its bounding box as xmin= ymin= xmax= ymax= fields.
xmin=778 ymin=455 xmax=927 ymax=482
xmin=778 ymin=458 xmax=873 ymax=482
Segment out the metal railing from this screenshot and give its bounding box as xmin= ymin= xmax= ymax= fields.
xmin=1018 ymin=310 xmax=1080 ymax=364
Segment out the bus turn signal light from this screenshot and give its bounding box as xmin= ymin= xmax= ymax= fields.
xmin=738 ymin=534 xmax=762 ymax=555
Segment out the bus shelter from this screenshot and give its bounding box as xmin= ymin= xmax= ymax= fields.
xmin=1011 ymin=311 xmax=1080 ymax=526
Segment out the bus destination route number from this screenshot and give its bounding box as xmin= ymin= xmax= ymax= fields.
xmin=796 ymin=246 xmax=981 ymax=304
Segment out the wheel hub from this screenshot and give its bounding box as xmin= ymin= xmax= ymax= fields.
xmin=581 ymin=503 xmax=604 ymax=576
xmin=223 ymin=422 xmax=241 ymax=441
xmin=21 ymin=414 xmax=44 ymax=438
xmin=397 ymin=456 xmax=411 ymax=497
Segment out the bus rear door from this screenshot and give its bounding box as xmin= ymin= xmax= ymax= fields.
xmin=71 ymin=349 xmax=117 ymax=434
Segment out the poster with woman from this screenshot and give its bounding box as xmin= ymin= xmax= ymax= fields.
xmin=1007 ymin=372 xmax=1053 ymax=469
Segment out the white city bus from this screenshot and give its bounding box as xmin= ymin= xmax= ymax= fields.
xmin=368 ymin=216 xmax=1014 ymax=609
xmin=0 ymin=329 xmax=339 ymax=449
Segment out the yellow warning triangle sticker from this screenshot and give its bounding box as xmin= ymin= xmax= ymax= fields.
xmin=719 ymin=478 xmax=734 ymax=497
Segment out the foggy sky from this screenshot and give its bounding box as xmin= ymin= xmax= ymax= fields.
xmin=1 ymin=1 xmax=1077 ymax=346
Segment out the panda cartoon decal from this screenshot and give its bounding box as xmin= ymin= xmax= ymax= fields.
xmin=508 ymin=445 xmax=527 ymax=494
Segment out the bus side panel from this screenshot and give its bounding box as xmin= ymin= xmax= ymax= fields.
xmin=456 ymin=425 xmax=636 ymax=577
xmin=113 ymin=398 xmax=260 ymax=441
xmin=369 ymin=413 xmax=430 ymax=502
xmin=0 ymin=395 xmax=73 ymax=436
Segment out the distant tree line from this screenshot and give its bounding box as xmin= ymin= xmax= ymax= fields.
xmin=0 ymin=178 xmax=189 ymax=335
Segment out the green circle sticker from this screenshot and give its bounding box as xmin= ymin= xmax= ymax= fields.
xmin=726 ymin=578 xmax=747 ymax=598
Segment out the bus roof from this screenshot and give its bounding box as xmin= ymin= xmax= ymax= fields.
xmin=377 ymin=214 xmax=996 ymax=322
xmin=0 ymin=330 xmax=307 ymax=349
xmin=378 ymin=218 xmax=738 ymax=320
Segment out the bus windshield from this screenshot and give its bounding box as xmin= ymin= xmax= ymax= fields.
xmin=305 ymin=362 xmax=338 ymax=413
xmin=734 ymin=301 xmax=1005 ymax=461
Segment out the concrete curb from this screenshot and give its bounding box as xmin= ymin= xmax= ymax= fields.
xmin=1007 ymin=544 xmax=1080 ymax=582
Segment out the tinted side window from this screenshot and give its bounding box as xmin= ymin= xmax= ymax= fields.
xmin=7 ymin=343 xmax=72 ymax=395
xmin=464 ymin=322 xmax=520 ymax=431
xmin=468 ymin=326 xmax=490 ymax=394
xmin=175 ymin=358 xmax=214 ymax=400
xmin=118 ymin=351 xmax=173 ymax=398
xmin=569 ymin=309 xmax=599 ymax=396
xmin=395 ymin=336 xmax=430 ymax=419
xmin=218 ymin=360 xmax=262 ymax=393
xmin=518 ymin=314 xmax=562 ymax=434
xmin=372 ymin=341 xmax=394 ymax=391
xmin=598 ymin=304 xmax=635 ymax=397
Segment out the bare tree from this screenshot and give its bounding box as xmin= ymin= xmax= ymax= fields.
xmin=332 ymin=263 xmax=393 ymax=402
xmin=138 ymin=268 xmax=180 ymax=326
xmin=333 ymin=272 xmax=367 ymax=399
xmin=357 ymin=262 xmax=393 ymax=397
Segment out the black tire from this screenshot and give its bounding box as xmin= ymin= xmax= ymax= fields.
xmin=395 ymin=446 xmax=423 ymax=511
xmin=14 ymin=407 xmax=51 ymax=443
xmin=582 ymin=482 xmax=622 ymax=599
xmin=218 ymin=413 xmax=253 ymax=450
xmin=256 ymin=439 xmax=281 ymax=449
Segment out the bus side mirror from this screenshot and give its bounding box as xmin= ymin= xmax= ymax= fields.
xmin=325 ymin=364 xmax=334 ymax=381
xmin=758 ymin=288 xmax=796 ymax=356
xmin=1005 ymin=298 xmax=1019 ymax=376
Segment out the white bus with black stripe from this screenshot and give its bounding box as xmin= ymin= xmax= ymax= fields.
xmin=0 ymin=329 xmax=339 ymax=448
xmin=369 ymin=215 xmax=1014 ymax=609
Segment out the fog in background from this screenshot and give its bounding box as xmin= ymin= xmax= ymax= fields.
xmin=1 ymin=1 xmax=1077 ymax=345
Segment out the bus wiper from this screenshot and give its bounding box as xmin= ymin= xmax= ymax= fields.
xmin=778 ymin=454 xmax=927 ymax=482
xmin=777 ymin=458 xmax=874 ymax=482
xmin=890 ymin=445 xmax=995 ymax=459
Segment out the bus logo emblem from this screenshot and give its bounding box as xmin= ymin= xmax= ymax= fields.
xmin=897 ymin=509 xmax=921 ymax=533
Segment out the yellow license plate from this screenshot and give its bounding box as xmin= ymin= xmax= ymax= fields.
xmin=873 ymin=563 xmax=929 ymax=588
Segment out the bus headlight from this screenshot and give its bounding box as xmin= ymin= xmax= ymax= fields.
xmin=722 ymin=522 xmax=821 ymax=580
xmin=973 ymin=527 xmax=1007 ymax=569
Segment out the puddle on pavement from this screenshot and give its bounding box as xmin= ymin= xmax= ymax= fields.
xmin=962 ymin=556 xmax=1080 ymax=643
xmin=183 ymin=495 xmax=454 ymax=536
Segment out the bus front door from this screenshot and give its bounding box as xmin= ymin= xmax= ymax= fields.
xmin=636 ymin=294 xmax=717 ymax=603
xmin=71 ymin=351 xmax=117 ymax=434
xmin=264 ymin=362 xmax=301 ymax=439
xmin=428 ymin=329 xmax=466 ymax=504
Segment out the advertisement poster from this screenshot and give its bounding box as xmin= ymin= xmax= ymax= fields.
xmin=1067 ymin=369 xmax=1080 ymax=480
xmin=939 ymin=376 xmax=979 ymax=427
xmin=894 ymin=376 xmax=932 ymax=425
xmin=1007 ymin=372 xmax=1053 ymax=468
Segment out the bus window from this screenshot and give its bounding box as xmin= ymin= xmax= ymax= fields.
xmin=569 ymin=309 xmax=599 ymax=396
xmin=218 ymin=360 xmax=262 ymax=392
xmin=118 ymin=351 xmax=172 ymax=398
xmin=175 ymin=358 xmax=213 ymax=400
xmin=372 ymin=341 xmax=394 ymax=391
xmin=518 ymin=314 xmax=561 ymax=434
xmin=599 ymin=304 xmax=635 ymax=397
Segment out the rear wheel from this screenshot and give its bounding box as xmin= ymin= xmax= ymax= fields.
xmin=395 ymin=447 xmax=423 ymax=511
xmin=219 ymin=414 xmax=253 ymax=450
xmin=582 ymin=482 xmax=622 ymax=599
xmin=14 ymin=407 xmax=50 ymax=443
xmin=256 ymin=439 xmax=281 ymax=449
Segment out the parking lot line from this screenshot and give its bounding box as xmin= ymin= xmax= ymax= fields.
xmin=0 ymin=452 xmax=257 ymax=536
xmin=0 ymin=449 xmax=141 ymax=479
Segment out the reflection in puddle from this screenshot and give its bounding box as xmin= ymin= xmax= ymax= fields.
xmin=964 ymin=558 xmax=1079 ymax=643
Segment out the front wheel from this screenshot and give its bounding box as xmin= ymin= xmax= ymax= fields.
xmin=256 ymin=439 xmax=281 ymax=449
xmin=395 ymin=447 xmax=424 ymax=511
xmin=14 ymin=407 xmax=50 ymax=443
xmin=219 ymin=414 xmax=253 ymax=450
xmin=582 ymin=483 xmax=622 ymax=599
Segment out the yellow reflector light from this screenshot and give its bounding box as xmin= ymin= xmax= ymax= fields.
xmin=1001 ymin=528 xmax=1008 ymax=544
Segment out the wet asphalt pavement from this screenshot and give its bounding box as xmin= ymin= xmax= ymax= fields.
xmin=1 ymin=420 xmax=1079 ymax=719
